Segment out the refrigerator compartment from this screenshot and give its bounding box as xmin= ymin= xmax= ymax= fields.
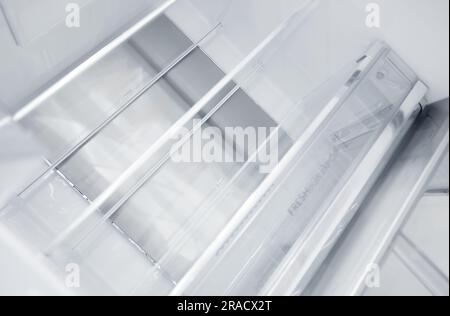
xmin=115 ymin=65 xmax=365 ymax=293
xmin=1 ymin=2 xmax=320 ymax=294
xmin=9 ymin=0 xmax=312 ymax=199
xmin=73 ymin=89 xmax=293 ymax=284
xmin=3 ymin=31 xmax=234 ymax=249
xmin=3 ymin=0 xmax=319 ymax=246
xmin=0 ymin=8 xmax=225 ymax=217
xmin=0 ymin=1 xmax=430 ymax=296
xmin=306 ymin=99 xmax=449 ymax=296
xmin=173 ymin=48 xmax=425 ymax=296
xmin=17 ymin=14 xmax=222 ymax=166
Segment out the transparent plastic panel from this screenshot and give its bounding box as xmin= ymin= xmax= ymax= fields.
xmin=77 ymin=63 xmax=365 ymax=291
xmin=304 ymin=101 xmax=448 ymax=297
xmin=167 ymin=0 xmax=315 ymax=76
xmin=0 ymin=0 xmax=170 ymax=115
xmin=18 ymin=13 xmax=215 ymax=163
xmin=179 ymin=51 xmax=416 ymax=296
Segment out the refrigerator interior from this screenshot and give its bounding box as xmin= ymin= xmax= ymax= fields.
xmin=305 ymin=99 xmax=449 ymax=296
xmin=0 ymin=0 xmax=448 ymax=296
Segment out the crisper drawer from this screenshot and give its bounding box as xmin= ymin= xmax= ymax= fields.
xmin=0 ymin=0 xmax=434 ymax=296
xmin=306 ymin=99 xmax=449 ymax=297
